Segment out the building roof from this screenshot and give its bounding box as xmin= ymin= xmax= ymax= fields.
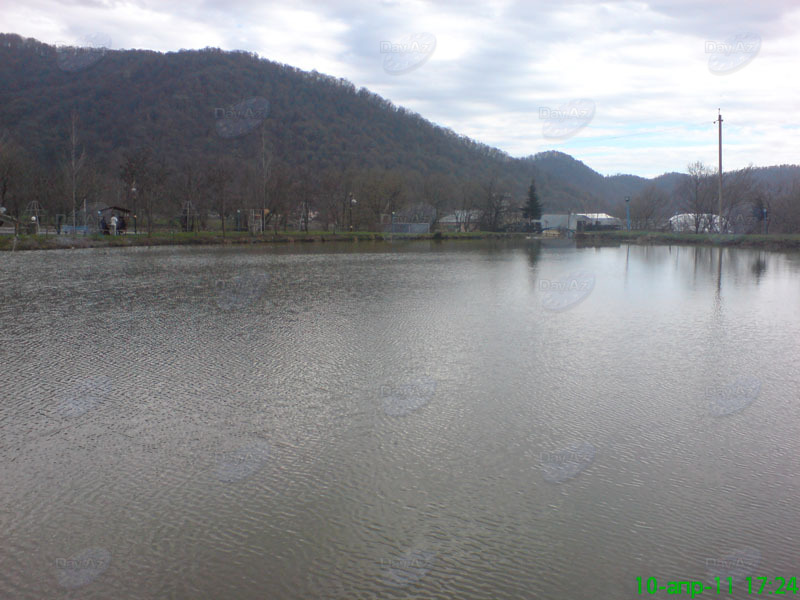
xmin=580 ymin=213 xmax=620 ymax=221
xmin=439 ymin=210 xmax=482 ymax=224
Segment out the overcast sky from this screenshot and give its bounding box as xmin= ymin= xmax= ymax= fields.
xmin=4 ymin=0 xmax=798 ymax=177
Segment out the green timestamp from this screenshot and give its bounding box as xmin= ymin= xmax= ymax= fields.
xmin=746 ymin=577 xmax=799 ymax=595
xmin=636 ymin=576 xmax=798 ymax=596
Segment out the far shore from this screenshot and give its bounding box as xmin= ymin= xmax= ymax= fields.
xmin=2 ymin=229 xmax=800 ymax=252
xmin=574 ymin=230 xmax=800 ymax=251
xmin=0 ymin=230 xmax=516 ymax=251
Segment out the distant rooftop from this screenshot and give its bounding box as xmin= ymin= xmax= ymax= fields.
xmin=581 ymin=213 xmax=619 ymax=221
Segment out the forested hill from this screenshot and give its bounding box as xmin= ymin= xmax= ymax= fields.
xmin=0 ymin=33 xmax=630 ymax=214
xmin=1 ymin=33 xmax=796 ymax=226
xmin=2 ymin=34 xmax=508 ymax=176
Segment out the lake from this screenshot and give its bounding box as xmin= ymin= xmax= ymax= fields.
xmin=1 ymin=240 xmax=799 ymax=599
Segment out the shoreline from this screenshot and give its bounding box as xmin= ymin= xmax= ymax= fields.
xmin=574 ymin=230 xmax=800 ymax=251
xmin=3 ymin=230 xmax=800 ymax=252
xmin=0 ymin=230 xmax=521 ymax=252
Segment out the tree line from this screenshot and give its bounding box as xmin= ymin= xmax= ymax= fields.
xmin=0 ymin=34 xmax=798 ymax=235
xmin=0 ymin=113 xmax=544 ymax=235
xmin=626 ymin=160 xmax=800 ymax=234
xmin=3 ymin=113 xmax=798 ymax=235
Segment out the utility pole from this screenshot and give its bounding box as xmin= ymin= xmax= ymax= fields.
xmin=714 ymin=109 xmax=723 ymax=233
xmin=625 ymin=196 xmax=631 ymax=231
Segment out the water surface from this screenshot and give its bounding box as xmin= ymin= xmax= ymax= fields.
xmin=1 ymin=240 xmax=799 ymax=599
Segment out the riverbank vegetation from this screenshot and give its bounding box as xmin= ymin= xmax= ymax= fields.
xmin=1 ymin=35 xmax=799 ymax=242
xmin=5 ymin=228 xmax=800 ymax=252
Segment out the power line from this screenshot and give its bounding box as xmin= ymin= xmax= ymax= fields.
xmin=562 ymin=120 xmax=714 ymax=143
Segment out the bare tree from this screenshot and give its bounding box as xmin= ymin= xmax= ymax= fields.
xmin=381 ymin=170 xmax=404 ymax=225
xmin=205 ymin=161 xmax=233 ymax=237
xmin=65 ymin=111 xmax=87 ymax=230
xmin=456 ymin=179 xmax=480 ymax=231
xmin=173 ymin=162 xmax=205 ymax=230
xmin=770 ymin=178 xmax=800 ymax=234
xmin=267 ymin=161 xmax=292 ymax=234
xmin=630 ymin=185 xmax=667 ymax=230
xmin=145 ymin=159 xmax=169 ymax=236
xmin=30 ymin=163 xmax=62 ymax=225
xmin=0 ymin=132 xmax=24 ymax=217
xmin=258 ymin=127 xmax=273 ymax=233
xmin=678 ymin=161 xmax=715 ymax=233
xmin=318 ymin=168 xmax=347 ymax=232
xmin=478 ymin=170 xmax=509 ymax=231
xmin=354 ymin=169 xmax=381 ymax=230
xmin=290 ymin=165 xmax=316 ymax=232
xmin=316 ymin=167 xmax=357 ymax=233
xmin=422 ymin=172 xmax=455 ymax=230
xmin=721 ymin=166 xmax=760 ymax=232
xmin=750 ymin=191 xmax=772 ymax=235
xmin=120 ymin=148 xmax=152 ymax=235
xmin=354 ymin=168 xmax=404 ymax=231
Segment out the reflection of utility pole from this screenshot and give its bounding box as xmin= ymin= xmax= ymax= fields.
xmin=714 ymin=110 xmax=723 ymax=233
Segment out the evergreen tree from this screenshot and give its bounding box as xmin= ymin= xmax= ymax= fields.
xmin=523 ymin=177 xmax=542 ymax=222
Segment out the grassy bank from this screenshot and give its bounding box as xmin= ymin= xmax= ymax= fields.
xmin=0 ymin=230 xmax=523 ymax=251
xmin=5 ymin=229 xmax=800 ymax=252
xmin=575 ymin=230 xmax=800 ymax=251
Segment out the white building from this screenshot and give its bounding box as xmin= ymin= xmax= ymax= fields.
xmin=668 ymin=213 xmax=723 ymax=233
xmin=540 ymin=212 xmax=622 ymax=231
xmin=580 ymin=213 xmax=623 ymax=228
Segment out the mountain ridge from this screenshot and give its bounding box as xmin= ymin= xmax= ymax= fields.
xmin=0 ymin=33 xmax=797 ymax=226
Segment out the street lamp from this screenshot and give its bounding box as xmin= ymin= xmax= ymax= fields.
xmin=625 ymin=196 xmax=631 ymax=231
xmin=349 ymin=193 xmax=357 ymax=231
xmin=131 ymin=184 xmax=137 ymax=234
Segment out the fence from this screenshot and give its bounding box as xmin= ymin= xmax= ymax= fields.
xmin=383 ymin=223 xmax=430 ymax=234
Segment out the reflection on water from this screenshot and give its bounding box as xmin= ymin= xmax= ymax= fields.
xmin=1 ymin=241 xmax=799 ymax=599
